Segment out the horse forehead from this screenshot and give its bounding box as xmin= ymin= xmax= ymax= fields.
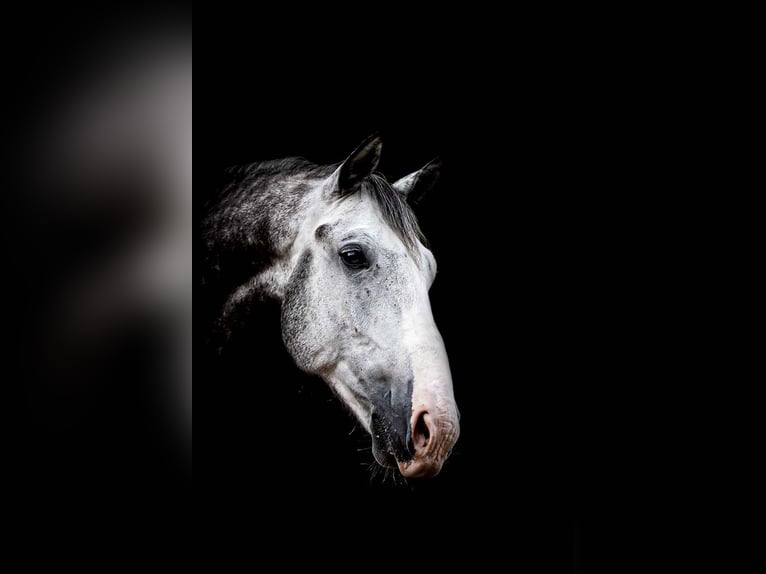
xmin=323 ymin=199 xmax=402 ymax=244
xmin=327 ymin=194 xmax=381 ymax=222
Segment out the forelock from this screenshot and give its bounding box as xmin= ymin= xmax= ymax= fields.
xmin=356 ymin=173 xmax=426 ymax=260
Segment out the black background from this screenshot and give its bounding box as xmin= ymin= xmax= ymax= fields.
xmin=196 ymin=17 xmax=650 ymax=570
xmin=6 ymin=4 xmax=676 ymax=568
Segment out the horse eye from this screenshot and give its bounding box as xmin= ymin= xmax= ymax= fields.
xmin=339 ymin=245 xmax=368 ymax=269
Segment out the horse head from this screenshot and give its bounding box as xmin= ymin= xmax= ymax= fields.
xmin=280 ymin=135 xmax=459 ymax=478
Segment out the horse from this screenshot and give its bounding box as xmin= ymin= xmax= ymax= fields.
xmin=202 ymin=135 xmax=459 ymax=478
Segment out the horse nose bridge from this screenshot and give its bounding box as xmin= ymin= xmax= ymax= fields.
xmin=401 ymin=305 xmax=444 ymax=351
xmin=403 ymin=323 xmax=451 ymax=385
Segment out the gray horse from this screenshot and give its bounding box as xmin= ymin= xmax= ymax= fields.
xmin=203 ymin=135 xmax=459 ymax=478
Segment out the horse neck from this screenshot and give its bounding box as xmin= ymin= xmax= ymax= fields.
xmin=202 ymin=168 xmax=323 ymax=335
xmin=249 ymin=177 xmax=324 ymax=298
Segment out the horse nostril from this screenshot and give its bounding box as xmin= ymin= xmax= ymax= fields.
xmin=398 ymin=410 xmax=453 ymax=478
xmin=413 ymin=411 xmax=432 ymax=451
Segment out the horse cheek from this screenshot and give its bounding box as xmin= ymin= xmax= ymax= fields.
xmin=280 ymin=251 xmax=325 ymax=373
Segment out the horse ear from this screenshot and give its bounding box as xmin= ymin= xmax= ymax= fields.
xmin=392 ymin=157 xmax=442 ymax=206
xmin=332 ymin=134 xmax=382 ymax=197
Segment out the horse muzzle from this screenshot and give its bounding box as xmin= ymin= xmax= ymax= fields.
xmin=370 ymin=405 xmax=459 ymax=479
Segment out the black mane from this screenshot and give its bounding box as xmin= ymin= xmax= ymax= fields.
xmin=224 ymin=157 xmax=336 ymax=182
xmin=358 ymin=173 xmax=426 ymax=255
xmin=220 ymin=157 xmax=426 ymax=256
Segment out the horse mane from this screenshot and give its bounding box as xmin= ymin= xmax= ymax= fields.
xmin=225 ymin=157 xmax=426 ymax=253
xmin=359 ymin=173 xmax=427 ymax=256
xmin=223 ymin=157 xmax=336 ymax=182
xmin=215 ymin=157 xmax=426 ymax=264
